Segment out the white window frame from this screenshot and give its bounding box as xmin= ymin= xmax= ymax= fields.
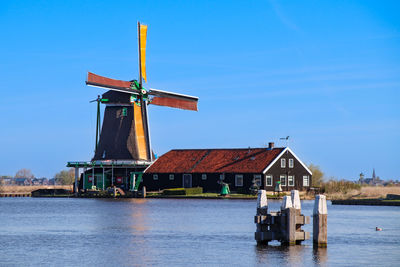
xmin=202 ymin=174 xmax=207 ymax=180
xmin=303 ymin=175 xmax=309 ymax=187
xmin=235 ymin=174 xmax=243 ymax=187
xmin=288 ymin=175 xmax=294 ymax=186
xmin=281 ymin=158 xmax=286 ymax=168
xmin=169 ymin=174 xmax=174 ymax=180
xmin=153 ymin=174 xmax=158 ymax=180
xmin=254 ymin=174 xmax=262 ymax=187
xmin=265 ymin=175 xmax=273 ymax=187
xmin=289 ymin=158 xmax=294 ymax=168
xmin=280 ymin=175 xmax=286 ymax=186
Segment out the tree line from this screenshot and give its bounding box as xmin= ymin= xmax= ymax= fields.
xmin=1 ymin=168 xmax=75 ymax=185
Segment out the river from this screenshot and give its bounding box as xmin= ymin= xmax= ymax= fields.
xmin=0 ymin=198 xmax=399 ymax=266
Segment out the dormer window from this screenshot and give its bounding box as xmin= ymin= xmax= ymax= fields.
xmin=289 ymin=159 xmax=294 ymax=168
xmin=281 ymin=158 xmax=286 ymax=168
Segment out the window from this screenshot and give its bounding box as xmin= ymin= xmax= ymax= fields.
xmin=265 ymin=175 xmax=273 ymax=186
xmin=169 ymin=174 xmax=174 ymax=180
xmin=254 ymin=175 xmax=262 ymax=187
xmin=281 ymin=158 xmax=286 ymax=168
xmin=219 ymin=174 xmax=225 ymax=181
xmin=288 ymin=175 xmax=294 ymax=186
xmin=202 ymin=174 xmax=207 ymax=180
xmin=280 ymin=175 xmax=286 ymax=186
xmin=289 ymin=158 xmax=294 ymax=168
xmin=153 ymin=174 xmax=158 ymax=180
xmin=235 ymin=174 xmax=243 ymax=187
xmin=303 ymin=175 xmax=310 ymax=187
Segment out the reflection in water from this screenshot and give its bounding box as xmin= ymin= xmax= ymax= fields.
xmin=313 ymin=247 xmax=328 ymax=266
xmin=129 ymin=199 xmax=149 ymax=232
xmin=255 ymin=244 xmax=309 ymax=266
xmin=127 ymin=199 xmax=151 ymax=264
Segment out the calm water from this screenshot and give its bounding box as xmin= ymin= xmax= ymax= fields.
xmin=1 ymin=198 xmax=399 ymax=266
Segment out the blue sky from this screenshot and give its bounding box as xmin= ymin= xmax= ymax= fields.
xmin=0 ymin=0 xmax=399 ymax=180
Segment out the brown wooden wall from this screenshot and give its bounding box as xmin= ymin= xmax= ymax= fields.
xmin=143 ymin=149 xmax=312 ymax=193
xmin=261 ymin=149 xmax=312 ymax=191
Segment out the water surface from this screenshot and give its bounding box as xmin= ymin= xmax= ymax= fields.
xmin=1 ymin=198 xmax=399 ymax=266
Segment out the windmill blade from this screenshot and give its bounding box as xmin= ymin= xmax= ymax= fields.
xmin=86 ymin=72 xmax=138 ymax=95
xmin=138 ymin=22 xmax=148 ymax=83
xmin=148 ymin=88 xmax=198 ymax=111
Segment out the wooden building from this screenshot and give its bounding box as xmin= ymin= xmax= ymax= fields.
xmin=143 ymin=143 xmax=312 ymax=193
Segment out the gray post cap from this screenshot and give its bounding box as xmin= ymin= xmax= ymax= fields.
xmin=313 ymin=194 xmax=328 ymax=215
xmin=257 ymin=190 xmax=268 ymax=209
xmin=281 ymin=195 xmax=293 ymax=210
xmin=291 ymin=190 xmax=301 ymax=210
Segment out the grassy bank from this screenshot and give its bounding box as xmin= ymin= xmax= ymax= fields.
xmin=324 ymin=186 xmax=400 ymax=200
xmin=0 ymin=185 xmax=72 ymax=194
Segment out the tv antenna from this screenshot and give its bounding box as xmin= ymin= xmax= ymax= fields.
xmin=280 ymin=136 xmax=290 ymax=147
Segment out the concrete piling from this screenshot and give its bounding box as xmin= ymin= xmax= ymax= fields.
xmin=257 ymin=190 xmax=268 ymax=215
xmin=281 ymin=195 xmax=293 ymax=210
xmin=313 ymin=194 xmax=328 ymax=247
xmin=291 ymin=190 xmax=301 ymax=210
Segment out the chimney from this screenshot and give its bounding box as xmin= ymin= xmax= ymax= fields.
xmin=268 ymin=142 xmax=274 ymax=149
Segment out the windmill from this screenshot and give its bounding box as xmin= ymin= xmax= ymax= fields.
xmin=86 ymin=22 xmax=199 ymax=162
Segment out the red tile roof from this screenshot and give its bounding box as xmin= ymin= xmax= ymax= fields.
xmin=145 ymin=148 xmax=284 ymax=174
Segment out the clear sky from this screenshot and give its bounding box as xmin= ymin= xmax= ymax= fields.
xmin=0 ymin=0 xmax=399 ymax=180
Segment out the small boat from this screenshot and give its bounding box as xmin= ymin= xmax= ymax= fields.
xmin=376 ymin=227 xmax=382 ymax=231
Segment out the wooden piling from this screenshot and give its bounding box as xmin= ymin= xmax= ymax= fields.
xmin=283 ymin=207 xmax=297 ymax=245
xmin=313 ymin=194 xmax=328 ymax=247
xmin=255 ymin=191 xmax=309 ymax=246
xmin=142 ymin=186 xmax=146 ymax=198
xmin=255 ymin=190 xmax=270 ymax=245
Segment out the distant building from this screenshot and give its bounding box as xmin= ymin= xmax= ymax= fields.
xmin=143 ymin=143 xmax=312 ymax=193
xmin=0 ymin=177 xmax=12 ymax=185
xmin=358 ymin=169 xmax=384 ymax=186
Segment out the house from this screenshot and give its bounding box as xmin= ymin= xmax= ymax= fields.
xmin=143 ymin=143 xmax=312 ymax=193
xmin=14 ymin=178 xmax=32 ymax=186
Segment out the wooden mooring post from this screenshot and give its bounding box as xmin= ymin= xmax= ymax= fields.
xmin=313 ymin=194 xmax=328 ymax=247
xmin=255 ymin=190 xmax=310 ymax=245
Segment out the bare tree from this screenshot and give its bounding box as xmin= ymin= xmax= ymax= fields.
xmin=15 ymin=168 xmax=35 ymax=178
xmin=54 ymin=169 xmax=75 ymax=185
xmin=308 ymin=164 xmax=324 ymax=187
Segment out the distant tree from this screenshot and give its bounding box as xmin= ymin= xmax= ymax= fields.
xmin=54 ymin=169 xmax=75 ymax=185
xmin=308 ymin=164 xmax=324 ymax=187
xmin=15 ymin=168 xmax=35 ymax=178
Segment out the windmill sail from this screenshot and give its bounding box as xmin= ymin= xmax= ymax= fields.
xmin=133 ymin=103 xmax=149 ymax=160
xmin=139 ymin=23 xmax=148 ymax=83
xmin=149 ymin=88 xmax=198 ymax=111
xmin=150 ymin=96 xmax=198 ymax=111
xmin=86 ymin=72 xmax=137 ymax=94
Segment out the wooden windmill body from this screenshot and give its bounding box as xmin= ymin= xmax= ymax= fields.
xmin=68 ymin=23 xmax=198 ymax=193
